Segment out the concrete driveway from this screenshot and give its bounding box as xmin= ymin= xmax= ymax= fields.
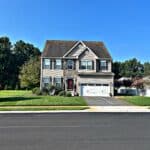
xmin=84 ymin=97 xmax=131 ymax=106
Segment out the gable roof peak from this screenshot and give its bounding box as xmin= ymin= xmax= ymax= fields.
xmin=42 ymin=40 xmax=112 ymax=59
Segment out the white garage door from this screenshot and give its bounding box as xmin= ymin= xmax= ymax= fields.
xmin=81 ymin=84 xmax=110 ymax=97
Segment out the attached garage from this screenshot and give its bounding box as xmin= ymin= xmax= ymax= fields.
xmin=80 ymin=84 xmax=110 ymax=97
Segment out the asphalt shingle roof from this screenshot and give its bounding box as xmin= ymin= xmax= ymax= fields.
xmin=42 ymin=40 xmax=112 ymax=59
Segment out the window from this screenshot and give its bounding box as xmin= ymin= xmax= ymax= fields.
xmin=43 ymin=77 xmax=51 ymax=87
xmin=55 ymin=59 xmax=62 ymax=69
xmin=80 ymin=60 xmax=93 ymax=70
xmin=43 ymin=59 xmax=50 ymax=69
xmin=54 ymin=77 xmax=62 ymax=87
xmin=87 ymin=61 xmax=92 ymax=70
xmin=100 ymin=60 xmax=108 ymax=71
xmin=67 ymin=60 xmax=74 ymax=69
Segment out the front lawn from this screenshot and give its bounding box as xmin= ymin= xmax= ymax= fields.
xmin=118 ymin=96 xmax=150 ymax=106
xmin=0 ymin=90 xmax=87 ymax=106
xmin=0 ymin=90 xmax=32 ymax=97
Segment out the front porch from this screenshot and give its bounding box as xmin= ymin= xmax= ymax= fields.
xmin=64 ymin=78 xmax=77 ymax=95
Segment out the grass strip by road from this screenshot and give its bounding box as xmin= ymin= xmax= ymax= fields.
xmin=0 ymin=96 xmax=87 ymax=106
xmin=0 ymin=106 xmax=89 ymax=111
xmin=117 ymin=96 xmax=150 ymax=106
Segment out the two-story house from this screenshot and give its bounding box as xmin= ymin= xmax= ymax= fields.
xmin=40 ymin=40 xmax=114 ymax=97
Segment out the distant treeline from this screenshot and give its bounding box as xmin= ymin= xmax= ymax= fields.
xmin=113 ymin=58 xmax=150 ymax=79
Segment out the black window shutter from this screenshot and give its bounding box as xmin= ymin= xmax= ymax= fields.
xmin=54 ymin=60 xmax=56 ymax=69
xmin=106 ymin=61 xmax=108 ymax=70
xmin=79 ymin=61 xmax=81 ymax=69
xmin=54 ymin=77 xmax=55 ymax=85
xmin=61 ymin=60 xmax=63 ymax=69
xmin=49 ymin=77 xmax=51 ymax=83
xmin=61 ymin=77 xmax=63 ymax=86
xmin=50 ymin=59 xmax=52 ymax=69
xmin=99 ymin=60 xmax=101 ymax=70
xmin=42 ymin=59 xmax=44 ymax=69
xmin=92 ymin=61 xmax=94 ymax=70
xmin=74 ymin=60 xmax=76 ymax=70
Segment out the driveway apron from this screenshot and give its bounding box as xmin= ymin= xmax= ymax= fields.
xmin=84 ymin=97 xmax=131 ymax=106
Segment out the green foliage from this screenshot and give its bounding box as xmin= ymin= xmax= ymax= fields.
xmin=14 ymin=40 xmax=41 ymax=66
xmin=32 ymin=87 xmax=42 ymax=95
xmin=58 ymin=91 xmax=72 ymax=97
xmin=41 ymin=87 xmax=49 ymax=95
xmin=144 ymin=62 xmax=150 ymax=76
xmin=19 ymin=57 xmax=40 ymax=89
xmin=58 ymin=91 xmax=66 ymax=96
xmin=113 ymin=58 xmax=144 ymax=79
xmin=55 ymin=87 xmax=63 ymax=95
xmin=0 ymin=37 xmax=13 ymax=89
xmin=66 ymin=91 xmax=72 ymax=97
xmin=112 ymin=61 xmax=122 ymax=79
xmin=0 ymin=36 xmax=41 ymax=90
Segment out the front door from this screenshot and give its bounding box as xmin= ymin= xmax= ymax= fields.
xmin=67 ymin=79 xmax=73 ymax=90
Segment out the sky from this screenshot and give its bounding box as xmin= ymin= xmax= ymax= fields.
xmin=0 ymin=0 xmax=150 ymax=62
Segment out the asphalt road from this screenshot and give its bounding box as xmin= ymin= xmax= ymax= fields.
xmin=84 ymin=96 xmax=131 ymax=106
xmin=0 ymin=113 xmax=150 ymax=150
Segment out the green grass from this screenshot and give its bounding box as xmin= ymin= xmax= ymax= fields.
xmin=118 ymin=96 xmax=150 ymax=106
xmin=0 ymin=90 xmax=32 ymax=97
xmin=0 ymin=106 xmax=89 ymax=111
xmin=0 ymin=90 xmax=87 ymax=106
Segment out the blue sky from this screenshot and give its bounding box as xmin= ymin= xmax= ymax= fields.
xmin=0 ymin=0 xmax=150 ymax=62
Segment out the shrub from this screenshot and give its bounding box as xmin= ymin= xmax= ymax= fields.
xmin=58 ymin=91 xmax=66 ymax=96
xmin=47 ymin=84 xmax=55 ymax=91
xmin=55 ymin=87 xmax=63 ymax=95
xmin=66 ymin=91 xmax=72 ymax=97
xmin=32 ymin=87 xmax=41 ymax=95
xmin=32 ymin=87 xmax=38 ymax=94
xmin=47 ymin=84 xmax=56 ymax=95
xmin=42 ymin=87 xmax=49 ymax=95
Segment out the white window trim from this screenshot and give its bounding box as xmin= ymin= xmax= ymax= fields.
xmin=80 ymin=60 xmax=93 ymax=70
xmin=67 ymin=59 xmax=74 ymax=70
xmin=55 ymin=59 xmax=62 ymax=70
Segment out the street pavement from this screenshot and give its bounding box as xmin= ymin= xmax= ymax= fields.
xmin=0 ymin=113 xmax=150 ymax=150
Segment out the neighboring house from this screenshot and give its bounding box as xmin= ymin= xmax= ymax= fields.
xmin=40 ymin=40 xmax=114 ymax=97
xmin=143 ymin=76 xmax=150 ymax=97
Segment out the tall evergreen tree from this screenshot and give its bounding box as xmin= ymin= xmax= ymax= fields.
xmin=0 ymin=37 xmax=12 ymax=89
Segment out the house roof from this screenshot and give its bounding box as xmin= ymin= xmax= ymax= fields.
xmin=42 ymin=40 xmax=112 ymax=59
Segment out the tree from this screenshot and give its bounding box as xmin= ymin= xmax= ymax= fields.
xmin=13 ymin=40 xmax=41 ymax=66
xmin=120 ymin=58 xmax=144 ymax=78
xmin=19 ymin=57 xmax=41 ymax=89
xmin=13 ymin=40 xmax=41 ymax=88
xmin=0 ymin=37 xmax=13 ymax=89
xmin=144 ymin=62 xmax=150 ymax=76
xmin=112 ymin=61 xmax=122 ymax=79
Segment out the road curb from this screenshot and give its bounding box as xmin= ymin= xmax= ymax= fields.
xmin=0 ymin=106 xmax=149 ymax=113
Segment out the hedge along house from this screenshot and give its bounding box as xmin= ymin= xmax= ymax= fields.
xmin=40 ymin=40 xmax=114 ymax=97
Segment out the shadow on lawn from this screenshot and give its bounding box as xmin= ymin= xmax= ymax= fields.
xmin=0 ymin=97 xmax=41 ymax=102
